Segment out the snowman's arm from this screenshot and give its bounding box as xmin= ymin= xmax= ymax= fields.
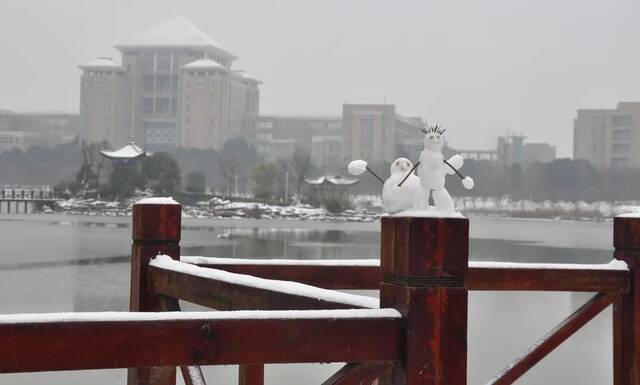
xmin=397 ymin=161 xmax=420 ymax=187
xmin=445 ymin=154 xmax=464 ymax=175
xmin=443 ymin=159 xmax=465 ymax=180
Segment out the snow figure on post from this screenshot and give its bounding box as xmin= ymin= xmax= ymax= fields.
xmin=411 ymin=124 xmax=474 ymax=212
xmin=347 ymin=158 xmax=419 ymax=213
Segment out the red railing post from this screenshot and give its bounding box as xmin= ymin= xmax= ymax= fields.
xmin=129 ymin=198 xmax=182 ymax=385
xmin=379 ymin=215 xmax=469 ymax=385
xmin=614 ymin=215 xmax=640 ymax=385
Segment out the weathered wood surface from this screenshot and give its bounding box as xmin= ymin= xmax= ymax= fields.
xmin=321 ymin=362 xmax=392 ymax=385
xmin=468 ymin=265 xmax=629 ymax=293
xmin=129 ymin=201 xmax=182 ymax=385
xmin=614 ymin=216 xmax=640 ymax=385
xmin=239 ymin=364 xmax=264 ymax=385
xmin=192 ymin=260 xmax=628 ymax=293
xmin=0 ymin=315 xmax=401 ymax=373
xmin=148 ymin=264 xmax=372 ymax=311
xmin=489 ymin=292 xmax=615 ymax=385
xmin=380 ymin=216 xmax=468 ymax=385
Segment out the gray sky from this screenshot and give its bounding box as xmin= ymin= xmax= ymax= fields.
xmin=1 ymin=0 xmax=638 ymax=157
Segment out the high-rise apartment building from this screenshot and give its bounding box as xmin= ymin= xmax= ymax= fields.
xmin=79 ymin=16 xmax=260 ymax=150
xmin=574 ymin=102 xmax=640 ymax=168
xmin=342 ymin=104 xmax=424 ymax=166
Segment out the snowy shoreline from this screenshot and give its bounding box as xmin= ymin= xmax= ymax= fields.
xmin=46 ymin=195 xmax=640 ymax=223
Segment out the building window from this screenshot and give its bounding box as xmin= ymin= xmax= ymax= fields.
xmin=613 ymin=115 xmax=632 ymax=127
xmin=142 ymin=98 xmax=153 ymax=115
xmin=612 ymin=129 xmax=632 ymax=142
xmin=143 ymin=76 xmax=154 ymax=92
xmin=156 ymin=75 xmax=170 ymax=92
xmin=156 ymin=98 xmax=170 ymax=116
xmin=156 ymin=53 xmax=171 ymax=72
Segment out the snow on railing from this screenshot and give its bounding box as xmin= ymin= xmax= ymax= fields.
xmin=0 ymin=308 xmax=401 ymax=325
xmin=151 ymin=255 xmax=379 ymax=309
xmin=181 ymin=256 xmax=379 ymax=266
xmin=181 ymin=256 xmax=628 ymax=271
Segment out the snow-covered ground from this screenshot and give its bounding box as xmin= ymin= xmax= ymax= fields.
xmin=50 ymin=194 xmax=640 ymax=221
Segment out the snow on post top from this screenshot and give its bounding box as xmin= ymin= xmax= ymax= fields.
xmin=389 ymin=207 xmax=466 ymax=219
xmin=616 ymin=213 xmax=640 ymax=218
xmin=135 ymin=197 xmax=179 ymax=205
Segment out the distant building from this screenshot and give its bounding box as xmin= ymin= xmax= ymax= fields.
xmin=251 ymin=105 xmax=425 ymax=172
xmin=251 ymin=115 xmax=343 ymax=171
xmin=0 ymin=110 xmax=80 ymax=152
xmin=342 ymin=104 xmax=424 ymax=167
xmin=497 ymin=135 xmax=556 ymax=166
xmin=574 ymin=102 xmax=640 ymax=168
xmin=79 ymin=16 xmax=260 ymax=150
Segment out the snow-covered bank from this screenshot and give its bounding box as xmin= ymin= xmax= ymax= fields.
xmin=49 ymin=195 xmax=640 ymax=222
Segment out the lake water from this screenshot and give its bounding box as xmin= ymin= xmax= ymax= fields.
xmin=0 ymin=214 xmax=617 ymax=384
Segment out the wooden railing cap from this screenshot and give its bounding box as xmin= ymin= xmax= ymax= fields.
xmin=614 ymin=214 xmax=640 ymax=250
xmin=132 ymin=197 xmax=182 ymax=242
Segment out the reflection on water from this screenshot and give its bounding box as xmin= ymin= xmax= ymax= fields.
xmin=0 ymin=216 xmax=615 ymax=384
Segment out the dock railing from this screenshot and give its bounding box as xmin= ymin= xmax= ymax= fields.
xmin=0 ymin=198 xmax=637 ymax=385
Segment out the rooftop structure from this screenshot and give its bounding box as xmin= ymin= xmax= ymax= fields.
xmin=99 ymin=142 xmax=148 ymax=160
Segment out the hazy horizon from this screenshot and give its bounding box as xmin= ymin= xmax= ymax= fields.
xmin=1 ymin=0 xmax=639 ymax=157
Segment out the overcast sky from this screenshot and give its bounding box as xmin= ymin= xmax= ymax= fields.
xmin=1 ymin=0 xmax=638 ymax=156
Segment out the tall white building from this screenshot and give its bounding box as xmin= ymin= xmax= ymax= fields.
xmin=574 ymin=102 xmax=640 ymax=168
xmin=79 ymin=16 xmax=260 ymax=150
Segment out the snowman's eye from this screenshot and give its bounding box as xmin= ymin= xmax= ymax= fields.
xmin=430 ymin=136 xmax=434 ymax=139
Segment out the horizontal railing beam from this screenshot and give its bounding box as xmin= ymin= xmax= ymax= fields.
xmin=467 ymin=264 xmax=630 ymax=293
xmin=183 ymin=258 xmax=629 ymax=293
xmin=0 ymin=309 xmax=401 ymax=373
xmin=181 ymin=257 xmax=380 ymax=290
xmin=149 ymin=256 xmax=378 ymax=310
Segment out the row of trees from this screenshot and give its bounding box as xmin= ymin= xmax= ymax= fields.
xmin=249 ymin=148 xmax=315 ymax=201
xmin=4 ymin=138 xmax=640 ymax=203
xmin=446 ymin=158 xmax=640 ymax=202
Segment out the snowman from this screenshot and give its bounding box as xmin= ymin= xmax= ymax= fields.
xmin=347 ymin=157 xmax=420 ymax=213
xmin=413 ymin=125 xmax=474 ymax=212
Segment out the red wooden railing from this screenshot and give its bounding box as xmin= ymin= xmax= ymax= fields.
xmin=0 ymin=198 xmax=638 ymax=385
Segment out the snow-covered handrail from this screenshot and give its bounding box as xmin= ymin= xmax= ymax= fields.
xmin=0 ymin=309 xmax=402 ymax=373
xmin=150 ymin=255 xmax=379 ymax=309
xmin=181 ymin=256 xmax=379 ymax=266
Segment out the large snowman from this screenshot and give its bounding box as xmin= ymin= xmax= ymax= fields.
xmin=414 ymin=125 xmax=474 ymax=212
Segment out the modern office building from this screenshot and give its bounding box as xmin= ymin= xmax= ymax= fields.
xmin=342 ymin=104 xmax=424 ymax=166
xmin=574 ymin=102 xmax=640 ymax=168
xmin=251 ymin=104 xmax=425 ymax=172
xmin=251 ymin=115 xmax=343 ymax=171
xmin=78 ymin=16 xmax=260 ymax=150
xmin=497 ymin=135 xmax=556 ymax=166
xmin=0 ymin=110 xmax=80 ymax=152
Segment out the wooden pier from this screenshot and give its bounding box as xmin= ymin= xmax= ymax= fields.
xmin=0 ymin=198 xmax=638 ymax=384
xmin=0 ymin=188 xmax=56 ymax=214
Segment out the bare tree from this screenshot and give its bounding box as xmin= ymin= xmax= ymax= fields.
xmin=288 ymin=148 xmax=315 ymax=200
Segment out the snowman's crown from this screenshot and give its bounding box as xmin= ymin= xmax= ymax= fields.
xmin=420 ymin=124 xmax=446 ymax=135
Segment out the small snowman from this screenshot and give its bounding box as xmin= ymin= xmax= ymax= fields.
xmin=413 ymin=125 xmax=474 ymax=212
xmin=347 ymin=158 xmax=419 ymax=213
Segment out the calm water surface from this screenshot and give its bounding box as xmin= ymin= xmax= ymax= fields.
xmin=0 ymin=214 xmax=616 ymax=384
